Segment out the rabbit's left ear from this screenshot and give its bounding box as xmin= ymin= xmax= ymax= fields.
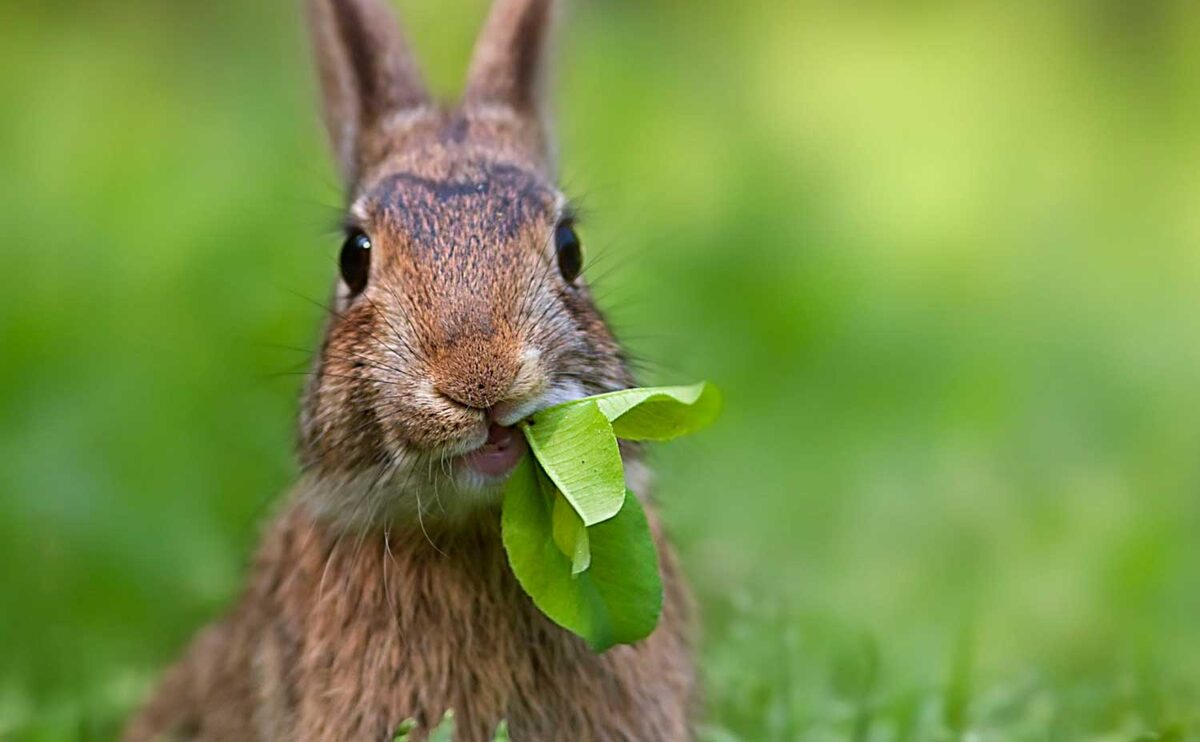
xmin=307 ymin=0 xmax=430 ymax=187
xmin=464 ymin=0 xmax=559 ymax=165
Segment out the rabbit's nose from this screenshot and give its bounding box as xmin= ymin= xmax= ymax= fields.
xmin=437 ymin=375 xmax=515 ymax=411
xmin=431 ymin=342 xmax=521 ymax=411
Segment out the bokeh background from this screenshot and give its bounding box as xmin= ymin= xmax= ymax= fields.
xmin=3 ymin=0 xmax=1200 ymax=739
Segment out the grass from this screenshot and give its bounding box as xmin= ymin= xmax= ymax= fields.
xmin=699 ymin=595 xmax=1200 ymax=741
xmin=5 ymin=602 xmax=1197 ymax=740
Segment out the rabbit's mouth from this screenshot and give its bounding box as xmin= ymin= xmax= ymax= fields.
xmin=445 ymin=378 xmax=590 ymax=491
xmin=461 ymin=423 xmax=527 ymax=478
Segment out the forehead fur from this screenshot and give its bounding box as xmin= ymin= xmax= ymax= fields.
xmin=365 ymin=160 xmax=558 ymax=252
xmin=350 ymin=109 xmax=562 ymax=265
xmin=356 ymin=105 xmax=552 ymax=187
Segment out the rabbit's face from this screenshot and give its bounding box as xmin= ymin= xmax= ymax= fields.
xmin=297 ymin=119 xmax=631 ymax=525
xmin=298 ymin=0 xmax=623 ymax=525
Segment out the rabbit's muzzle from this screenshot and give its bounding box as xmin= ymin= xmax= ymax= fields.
xmin=430 ymin=329 xmax=522 ymax=411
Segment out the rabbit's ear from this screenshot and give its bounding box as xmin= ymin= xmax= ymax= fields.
xmin=307 ymin=0 xmax=430 ymax=185
xmin=464 ymin=0 xmax=558 ymax=161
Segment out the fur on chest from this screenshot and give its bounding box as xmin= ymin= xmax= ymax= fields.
xmin=241 ymin=505 xmax=693 ymax=741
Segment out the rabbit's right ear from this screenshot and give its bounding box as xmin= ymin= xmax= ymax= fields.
xmin=306 ymin=0 xmax=429 ymax=186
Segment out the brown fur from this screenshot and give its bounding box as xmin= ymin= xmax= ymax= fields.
xmin=125 ymin=0 xmax=697 ymax=739
xmin=123 ymin=496 xmax=694 ymax=741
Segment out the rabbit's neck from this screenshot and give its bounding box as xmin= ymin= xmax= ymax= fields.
xmin=256 ymin=500 xmax=525 ymax=635
xmin=292 ymin=450 xmax=652 ymax=532
xmin=242 ymin=501 xmax=543 ymax=733
xmin=233 ymin=484 xmax=690 ymax=739
xmin=128 ymin=460 xmax=691 ymax=740
xmin=257 ymin=456 xmax=653 ymax=647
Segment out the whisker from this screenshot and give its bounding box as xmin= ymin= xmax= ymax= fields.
xmin=318 ymin=525 xmax=348 ymax=605
xmin=352 ymin=458 xmax=393 ymax=554
xmin=260 ymin=342 xmax=417 ymax=381
xmin=285 ymin=288 xmax=426 ymax=384
xmin=261 ymin=370 xmax=403 ymax=385
xmin=414 ymin=459 xmax=447 ymax=557
xmin=382 ymin=526 xmax=401 ymax=623
xmin=366 ymin=291 xmax=433 ymax=369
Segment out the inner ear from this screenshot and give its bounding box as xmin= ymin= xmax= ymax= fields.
xmin=465 ymin=0 xmax=555 ymax=111
xmin=307 ymin=0 xmax=430 ymax=187
xmin=464 ymin=0 xmax=559 ymax=162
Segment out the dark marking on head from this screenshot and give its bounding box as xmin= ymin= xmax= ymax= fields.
xmin=370 ymin=163 xmax=557 ymax=250
xmin=447 ymin=114 xmax=471 ymax=144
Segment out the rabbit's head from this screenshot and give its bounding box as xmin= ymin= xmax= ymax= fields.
xmin=298 ymin=0 xmax=632 ymax=527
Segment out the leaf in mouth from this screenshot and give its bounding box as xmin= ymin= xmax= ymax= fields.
xmin=500 ymin=380 xmax=720 ymax=651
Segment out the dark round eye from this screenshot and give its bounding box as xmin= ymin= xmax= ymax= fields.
xmin=339 ymin=230 xmax=371 ymax=296
xmin=554 ymin=221 xmax=582 ymax=283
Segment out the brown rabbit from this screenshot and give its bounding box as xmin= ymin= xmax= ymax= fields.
xmin=123 ymin=0 xmax=697 ymax=739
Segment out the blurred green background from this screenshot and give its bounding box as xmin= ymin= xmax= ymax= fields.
xmin=3 ymin=0 xmax=1200 ymax=739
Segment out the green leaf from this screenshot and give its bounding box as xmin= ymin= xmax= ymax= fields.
xmin=520 ymin=399 xmax=625 ymax=526
xmin=502 ymin=456 xmax=663 ymax=651
xmin=492 ymin=719 xmax=510 ymax=741
xmin=427 ymin=710 xmax=455 ymax=742
xmin=500 ymin=380 xmax=719 ymax=651
xmin=395 ymin=711 xmax=507 ymax=742
xmin=551 ymin=489 xmax=590 ymax=574
xmin=392 ymin=718 xmax=417 ymax=742
xmin=559 ymin=382 xmax=722 ymax=442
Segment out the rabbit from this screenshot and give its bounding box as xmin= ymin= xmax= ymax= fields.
xmin=122 ymin=0 xmax=697 ymax=739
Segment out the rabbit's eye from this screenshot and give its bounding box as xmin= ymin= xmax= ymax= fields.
xmin=554 ymin=221 xmax=582 ymax=283
xmin=339 ymin=230 xmax=371 ymax=296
